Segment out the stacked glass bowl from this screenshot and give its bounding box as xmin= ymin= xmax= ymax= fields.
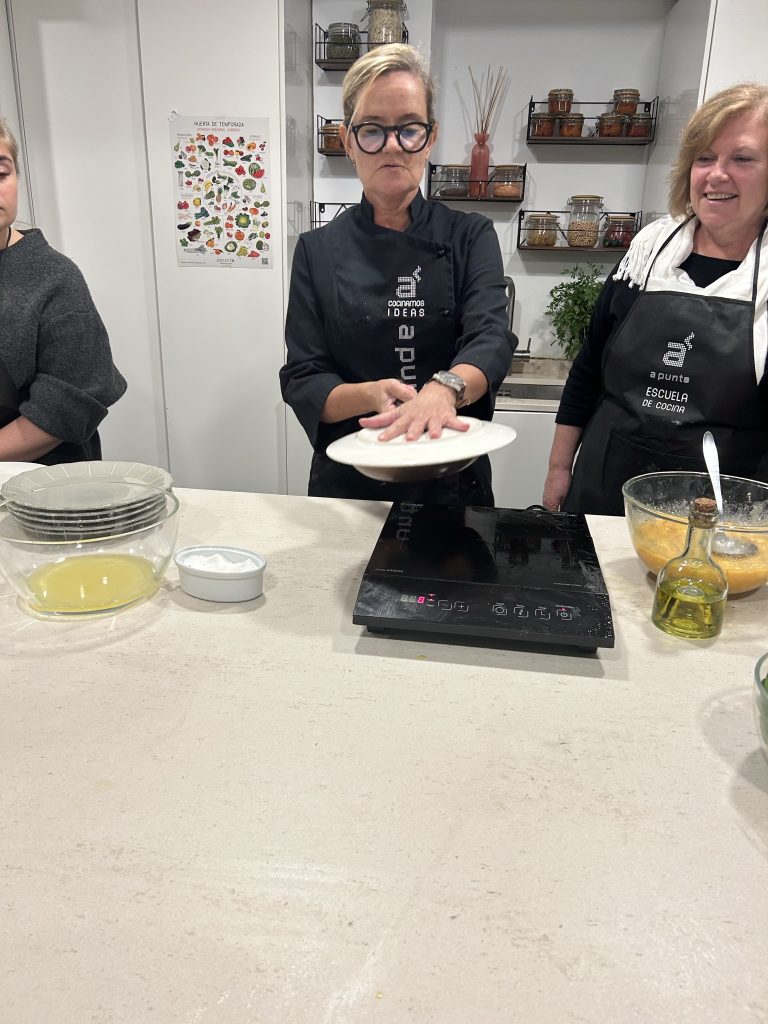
xmin=0 ymin=461 xmax=179 ymax=617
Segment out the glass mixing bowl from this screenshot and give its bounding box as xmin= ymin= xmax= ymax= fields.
xmin=622 ymin=471 xmax=768 ymax=594
xmin=754 ymin=653 xmax=768 ymax=763
xmin=0 ymin=488 xmax=180 ymax=617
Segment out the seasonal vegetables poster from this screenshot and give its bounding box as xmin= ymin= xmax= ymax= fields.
xmin=170 ymin=113 xmax=272 ymax=268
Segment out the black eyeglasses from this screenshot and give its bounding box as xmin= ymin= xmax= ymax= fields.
xmin=350 ymin=121 xmax=433 ymax=154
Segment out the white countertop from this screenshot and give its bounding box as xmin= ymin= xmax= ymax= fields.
xmin=2 ymin=489 xmax=767 ymax=1023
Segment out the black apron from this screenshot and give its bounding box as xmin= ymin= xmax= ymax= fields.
xmin=564 ymin=220 xmax=768 ymax=515
xmin=309 ymin=213 xmax=493 ymax=504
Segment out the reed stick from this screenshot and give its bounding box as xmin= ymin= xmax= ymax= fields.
xmin=468 ymin=65 xmax=508 ymax=135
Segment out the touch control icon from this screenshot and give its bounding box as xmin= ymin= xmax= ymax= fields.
xmin=492 ymin=602 xmax=508 ymax=616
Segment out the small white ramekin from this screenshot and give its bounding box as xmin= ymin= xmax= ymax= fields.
xmin=173 ymin=544 xmax=266 ymax=603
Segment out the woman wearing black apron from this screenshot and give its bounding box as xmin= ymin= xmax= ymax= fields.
xmin=280 ymin=45 xmax=517 ymax=504
xmin=543 ymin=83 xmax=768 ymax=516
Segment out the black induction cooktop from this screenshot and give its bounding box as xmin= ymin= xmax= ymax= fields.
xmin=353 ymin=502 xmax=615 ymax=652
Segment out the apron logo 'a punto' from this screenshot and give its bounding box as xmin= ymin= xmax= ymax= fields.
xmin=662 ymin=331 xmax=694 ymax=368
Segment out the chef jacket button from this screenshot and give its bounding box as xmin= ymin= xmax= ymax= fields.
xmin=440 ymin=307 xmax=451 ymax=317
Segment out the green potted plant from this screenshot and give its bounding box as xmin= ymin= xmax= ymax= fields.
xmin=544 ymin=263 xmax=604 ymax=359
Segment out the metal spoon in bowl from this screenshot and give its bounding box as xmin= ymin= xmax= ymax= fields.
xmin=702 ymin=431 xmax=757 ymax=557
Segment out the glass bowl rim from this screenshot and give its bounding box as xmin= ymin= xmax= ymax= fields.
xmin=0 ymin=491 xmax=180 ymax=547
xmin=622 ymin=470 xmax=768 ymax=534
xmin=754 ymin=652 xmax=768 ymax=694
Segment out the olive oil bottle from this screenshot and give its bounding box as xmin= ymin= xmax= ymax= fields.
xmin=652 ymin=497 xmax=727 ymax=639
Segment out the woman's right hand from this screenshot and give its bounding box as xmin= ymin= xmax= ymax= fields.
xmin=542 ymin=467 xmax=572 ymax=512
xmin=369 ymin=378 xmax=418 ymax=414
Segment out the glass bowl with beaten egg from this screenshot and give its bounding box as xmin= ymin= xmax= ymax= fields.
xmin=0 ymin=480 xmax=179 ymax=617
xmin=623 ymin=471 xmax=768 ymax=594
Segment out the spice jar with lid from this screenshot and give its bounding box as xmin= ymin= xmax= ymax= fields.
xmin=548 ymin=88 xmax=574 ymax=114
xmin=566 ymin=195 xmax=603 ymax=248
xmin=627 ymin=111 xmax=652 ymax=138
xmin=558 ymin=113 xmax=584 ymax=139
xmin=598 ymin=112 xmax=627 ymax=138
xmin=602 ymin=215 xmax=637 ymax=248
xmin=435 ymin=165 xmax=469 ymax=198
xmin=490 ymin=165 xmax=524 ymax=199
xmin=530 ymin=112 xmax=556 ymax=138
xmin=366 ymin=0 xmax=405 ymax=46
xmin=327 ymin=22 xmax=360 ymax=60
xmin=319 ymin=122 xmax=345 ymax=154
xmin=613 ymin=88 xmax=640 ymax=115
xmin=525 ymin=213 xmax=560 ymax=248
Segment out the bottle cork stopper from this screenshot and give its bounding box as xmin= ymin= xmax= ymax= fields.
xmin=690 ymin=496 xmax=718 ymax=527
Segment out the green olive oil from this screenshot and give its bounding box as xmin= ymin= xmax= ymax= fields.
xmin=651 ymin=497 xmax=728 ymax=640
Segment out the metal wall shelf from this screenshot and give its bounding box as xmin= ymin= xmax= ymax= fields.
xmin=310 ymin=201 xmax=355 ymax=230
xmin=517 ymin=208 xmax=643 ymax=252
xmin=526 ymin=96 xmax=659 ymax=146
xmin=427 ymin=163 xmax=527 ymax=203
xmin=314 ymin=23 xmax=408 ymax=71
xmin=316 ymin=115 xmax=346 ymax=157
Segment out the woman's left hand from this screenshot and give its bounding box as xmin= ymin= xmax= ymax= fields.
xmin=359 ymin=381 xmax=469 ymax=441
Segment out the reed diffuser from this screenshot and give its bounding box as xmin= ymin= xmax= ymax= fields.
xmin=468 ymin=65 xmax=508 ymax=197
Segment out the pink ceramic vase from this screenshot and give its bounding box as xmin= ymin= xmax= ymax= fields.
xmin=469 ymin=132 xmax=490 ymax=197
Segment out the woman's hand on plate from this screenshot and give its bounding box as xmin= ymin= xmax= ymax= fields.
xmin=368 ymin=377 xmax=418 ymax=414
xmin=360 ymin=380 xmax=469 ymax=442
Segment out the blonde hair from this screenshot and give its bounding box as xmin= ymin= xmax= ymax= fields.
xmin=669 ymin=82 xmax=768 ymax=217
xmin=341 ymin=44 xmax=436 ymax=125
xmin=0 ymin=118 xmax=19 ymax=172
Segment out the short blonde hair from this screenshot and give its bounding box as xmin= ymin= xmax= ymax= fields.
xmin=669 ymin=82 xmax=768 ymax=217
xmin=341 ymin=44 xmax=436 ymax=125
xmin=0 ymin=118 xmax=19 ymax=172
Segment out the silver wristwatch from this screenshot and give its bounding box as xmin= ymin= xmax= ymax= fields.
xmin=431 ymin=370 xmax=467 ymax=406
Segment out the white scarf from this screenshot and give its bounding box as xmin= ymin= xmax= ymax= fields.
xmin=612 ymin=214 xmax=768 ymax=382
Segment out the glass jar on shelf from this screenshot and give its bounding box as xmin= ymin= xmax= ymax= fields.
xmin=602 ymin=214 xmax=637 ymax=248
xmin=435 ymin=165 xmax=469 ymax=198
xmin=530 ymin=112 xmax=556 ymax=138
xmin=627 ymin=111 xmax=652 ymax=138
xmin=598 ymin=112 xmax=627 ymax=138
xmin=558 ymin=113 xmax=584 ymax=139
xmin=490 ymin=165 xmax=524 ymax=199
xmin=566 ymin=195 xmax=603 ymax=248
xmin=613 ymin=88 xmax=640 ymax=115
xmin=318 ymin=122 xmax=345 ymax=153
xmin=366 ymin=0 xmax=405 ymax=46
xmin=524 ymin=213 xmax=560 ymax=248
xmin=548 ymin=88 xmax=574 ymax=114
xmin=327 ymin=22 xmax=360 ymax=60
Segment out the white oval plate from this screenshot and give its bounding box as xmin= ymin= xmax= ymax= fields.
xmin=326 ymin=417 xmax=517 ymax=469
xmin=0 ymin=459 xmax=172 ymax=501
xmin=0 ymin=462 xmax=40 ymax=488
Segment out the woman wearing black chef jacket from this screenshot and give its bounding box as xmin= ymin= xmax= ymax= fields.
xmin=543 ymin=82 xmax=768 ymax=516
xmin=280 ymin=44 xmax=517 ymax=503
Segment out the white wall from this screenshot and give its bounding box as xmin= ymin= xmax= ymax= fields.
xmin=283 ymin=0 xmax=315 ymax=494
xmin=641 ymin=0 xmax=715 ymax=219
xmin=703 ymin=0 xmax=768 ymax=97
xmin=0 ymin=2 xmax=33 ymax=227
xmin=137 ymin=0 xmax=286 ymax=491
xmin=9 ymin=0 xmax=169 ymax=469
xmin=431 ymin=0 xmax=673 ymax=357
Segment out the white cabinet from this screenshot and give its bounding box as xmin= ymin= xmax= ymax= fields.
xmin=490 ymin=409 xmax=556 ymax=510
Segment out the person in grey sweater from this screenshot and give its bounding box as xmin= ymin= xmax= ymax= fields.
xmin=0 ymin=119 xmax=126 ymax=464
